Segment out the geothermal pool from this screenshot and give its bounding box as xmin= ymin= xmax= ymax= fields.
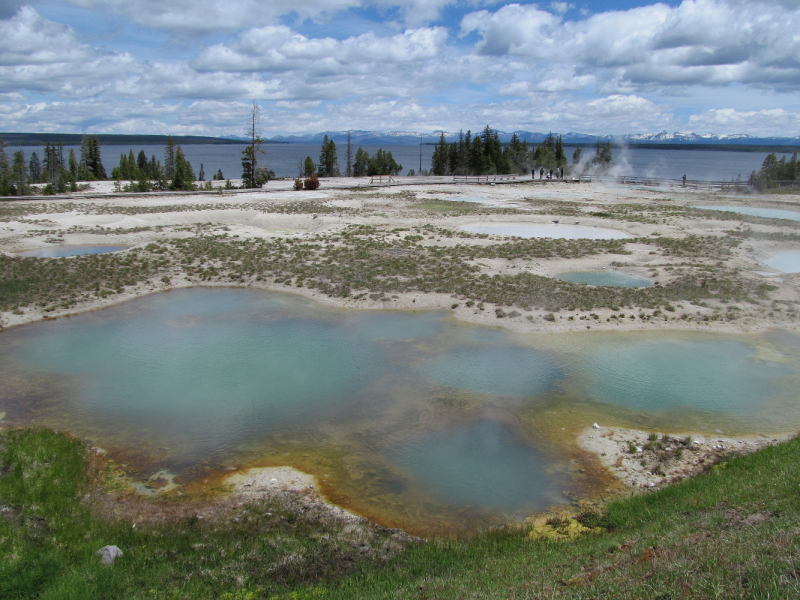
xmin=1 ymin=288 xmax=799 ymax=533
xmin=460 ymin=223 xmax=631 ymax=239
xmin=555 ymin=271 xmax=653 ymax=288
xmin=694 ymin=206 xmax=800 ymax=221
xmin=765 ymin=251 xmax=800 ymax=273
xmin=17 ymin=245 xmax=130 ymax=258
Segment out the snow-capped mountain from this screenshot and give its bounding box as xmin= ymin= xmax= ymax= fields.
xmin=259 ymin=130 xmax=800 ymax=146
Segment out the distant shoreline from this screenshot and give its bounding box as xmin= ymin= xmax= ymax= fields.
xmin=0 ymin=133 xmax=287 ymax=146
xmin=3 ymin=132 xmax=799 ymax=152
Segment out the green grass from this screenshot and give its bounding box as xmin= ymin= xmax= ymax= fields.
xmin=1 ymin=427 xmax=799 ymax=599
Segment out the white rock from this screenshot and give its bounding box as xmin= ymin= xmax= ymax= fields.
xmin=592 ymin=423 xmax=601 ymax=429
xmin=97 ymin=545 xmax=123 ymax=565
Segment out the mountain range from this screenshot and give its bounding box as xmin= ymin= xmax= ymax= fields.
xmin=219 ymin=130 xmax=800 ymax=147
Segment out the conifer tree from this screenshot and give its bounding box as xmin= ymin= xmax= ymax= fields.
xmin=198 ymin=163 xmax=205 ymax=182
xmin=431 ymin=131 xmax=448 ymax=175
xmin=303 ymin=156 xmax=315 ymax=177
xmin=353 ymin=147 xmax=368 ymax=177
xmin=170 ymin=147 xmax=196 ymax=191
xmin=12 ymin=150 xmax=27 ymax=195
xmin=164 ymin=136 xmax=177 ymax=181
xmin=241 ymin=101 xmax=267 ymax=188
xmin=0 ymin=138 xmax=10 ymax=196
xmin=137 ymin=150 xmax=148 ymax=177
xmin=28 ymin=152 xmax=42 ymax=183
xmin=78 ymin=135 xmax=91 ymax=181
xmin=317 ymin=135 xmax=339 ymax=177
xmin=346 ymin=131 xmax=353 ymax=177
xmin=90 ymin=135 xmax=106 ymax=179
xmin=68 ymin=149 xmax=78 ymax=180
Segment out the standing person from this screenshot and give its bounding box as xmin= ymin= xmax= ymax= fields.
xmin=682 ymin=174 xmax=686 ymax=186
xmin=540 ymin=167 xmax=544 ymax=179
xmin=532 ymin=169 xmax=535 ymax=179
xmin=549 ymin=168 xmax=553 ymax=179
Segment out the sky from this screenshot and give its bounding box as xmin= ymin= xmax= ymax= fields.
xmin=0 ymin=0 xmax=799 ymax=137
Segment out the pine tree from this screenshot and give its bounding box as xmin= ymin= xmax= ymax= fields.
xmin=12 ymin=150 xmax=27 ymax=195
xmin=68 ymin=149 xmax=78 ymax=181
xmin=137 ymin=151 xmax=148 ymax=177
xmin=170 ymin=147 xmax=196 ymax=191
xmin=353 ymin=147 xmax=368 ymax=177
xmin=317 ymin=135 xmax=339 ymax=177
xmin=28 ymin=152 xmax=42 ymax=183
xmin=431 ymin=131 xmax=448 ymax=175
xmin=241 ymin=101 xmax=266 ymax=188
xmin=572 ymin=147 xmax=582 ymax=165
xmin=90 ymin=136 xmax=106 ymax=179
xmin=346 ymin=131 xmax=353 ymax=177
xmin=165 ymin=136 xmax=177 ymax=181
xmin=0 ymin=138 xmax=10 ymax=196
xmin=303 ymin=156 xmax=315 ymax=177
xmin=555 ymin=135 xmax=566 ymax=167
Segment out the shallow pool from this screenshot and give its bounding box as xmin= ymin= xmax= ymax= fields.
xmin=461 ymin=223 xmax=631 ymax=239
xmin=2 ymin=288 xmax=799 ymax=533
xmin=18 ymin=245 xmax=130 ymax=258
xmin=694 ymin=205 xmax=800 ymax=221
xmin=555 ymin=271 xmax=653 ymax=288
xmin=765 ymin=251 xmax=800 ymax=273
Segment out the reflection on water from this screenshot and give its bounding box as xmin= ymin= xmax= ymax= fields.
xmin=555 ymin=271 xmax=653 ymax=288
xmin=1 ymin=288 xmax=800 ymax=533
xmin=18 ymin=245 xmax=130 ymax=258
xmin=460 ymin=223 xmax=632 ymax=239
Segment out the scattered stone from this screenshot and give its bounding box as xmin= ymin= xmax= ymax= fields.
xmin=592 ymin=423 xmax=601 ymax=429
xmin=97 ymin=545 xmax=123 ymax=565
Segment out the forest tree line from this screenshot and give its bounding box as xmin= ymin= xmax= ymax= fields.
xmin=0 ymin=135 xmax=106 ymax=196
xmin=749 ymin=152 xmax=799 ymax=189
xmin=428 ymin=126 xmax=613 ymax=177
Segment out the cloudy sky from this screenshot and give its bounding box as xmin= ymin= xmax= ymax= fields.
xmin=1 ymin=0 xmax=799 ymax=137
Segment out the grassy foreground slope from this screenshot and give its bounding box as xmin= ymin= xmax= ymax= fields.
xmin=1 ymin=428 xmax=799 ymax=599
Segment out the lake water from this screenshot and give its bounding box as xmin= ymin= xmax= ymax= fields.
xmin=7 ymin=143 xmax=781 ymax=180
xmin=2 ymin=288 xmax=799 ymax=533
xmin=555 ymin=271 xmax=653 ymax=287
xmin=461 ymin=223 xmax=632 ymax=239
xmin=17 ymin=245 xmax=130 ymax=258
xmin=694 ymin=206 xmax=800 ymax=221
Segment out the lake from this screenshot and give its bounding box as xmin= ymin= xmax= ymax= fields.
xmin=6 ymin=143 xmax=781 ymax=181
xmin=2 ymin=288 xmax=799 ymax=533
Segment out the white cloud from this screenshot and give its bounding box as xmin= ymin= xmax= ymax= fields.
xmin=461 ymin=0 xmax=800 ymax=90
xmin=688 ymin=108 xmax=800 ymax=137
xmin=1 ymin=1 xmax=799 ymax=137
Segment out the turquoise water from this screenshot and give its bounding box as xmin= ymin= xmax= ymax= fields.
xmin=2 ymin=288 xmax=800 ymax=530
xmin=556 ymin=271 xmax=653 ymax=288
xmin=765 ymin=251 xmax=800 ymax=273
xmin=694 ymin=205 xmax=800 ymax=221
xmin=390 ymin=420 xmax=568 ymax=511
xmin=18 ymin=245 xmax=130 ymax=258
xmin=461 ymin=223 xmax=631 ymax=239
xmin=581 ymin=338 xmax=794 ymax=414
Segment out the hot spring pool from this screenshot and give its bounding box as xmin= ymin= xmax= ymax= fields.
xmin=2 ymin=288 xmax=799 ymax=532
xmin=694 ymin=205 xmax=800 ymax=221
xmin=18 ymin=245 xmax=130 ymax=258
xmin=460 ymin=223 xmax=632 ymax=239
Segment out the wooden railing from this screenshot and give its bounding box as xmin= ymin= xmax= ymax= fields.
xmin=369 ymin=174 xmax=396 ymax=184
xmin=577 ymin=175 xmax=749 ymax=190
xmin=452 ymin=174 xmax=517 ymax=183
